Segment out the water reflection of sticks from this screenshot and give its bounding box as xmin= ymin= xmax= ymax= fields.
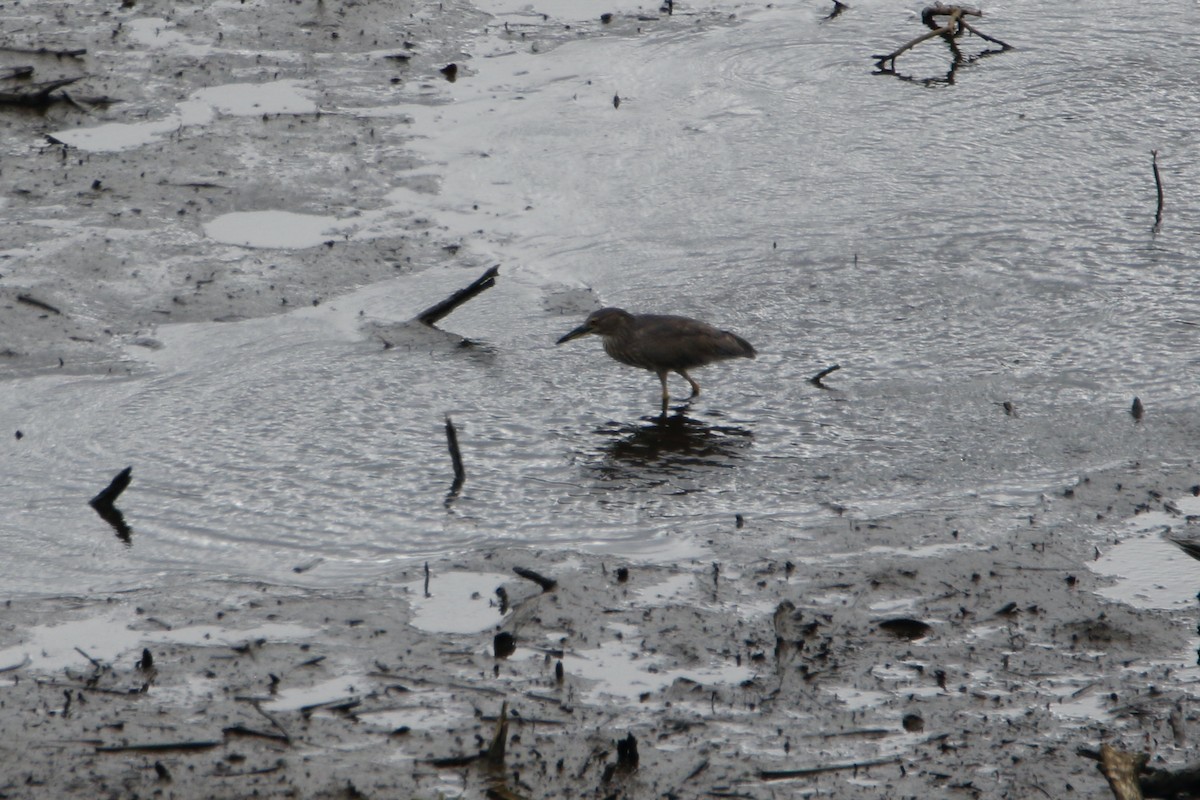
xmin=872 ymin=4 xmax=1012 ymax=86
xmin=89 ymin=465 xmax=133 ymax=544
xmin=444 ymin=415 xmax=466 ymax=506
xmin=1151 ymin=150 xmax=1165 ymax=233
xmin=592 ymin=409 xmax=753 ymax=480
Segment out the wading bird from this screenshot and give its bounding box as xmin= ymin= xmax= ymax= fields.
xmin=556 ymin=307 xmax=756 ymax=407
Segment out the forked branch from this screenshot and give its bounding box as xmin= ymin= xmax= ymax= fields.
xmin=874 ymin=4 xmax=1011 ymax=71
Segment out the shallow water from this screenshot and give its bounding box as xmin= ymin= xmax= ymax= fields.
xmin=4 ymin=0 xmax=1200 ymax=595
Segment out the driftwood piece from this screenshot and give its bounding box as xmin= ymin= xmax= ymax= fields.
xmin=0 ymin=76 xmax=82 ymax=106
xmin=874 ymin=4 xmax=1011 ymax=71
xmin=513 ymin=566 xmax=557 ymax=592
xmin=417 ymin=265 xmax=499 ymax=326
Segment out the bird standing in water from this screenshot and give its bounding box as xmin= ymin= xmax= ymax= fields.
xmin=556 ymin=307 xmax=756 ymax=407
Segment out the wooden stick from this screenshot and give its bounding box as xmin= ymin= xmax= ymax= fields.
xmin=874 ymin=4 xmax=1007 ymax=69
xmin=17 ymin=294 xmax=63 ymax=315
xmin=445 ymin=416 xmax=465 ymax=502
xmin=959 ymin=19 xmax=1013 ymax=49
xmin=90 ymin=467 xmax=132 ymax=510
xmin=809 ymin=364 xmax=841 ymax=388
xmin=245 ymin=699 xmax=291 ymax=742
xmin=825 ymin=0 xmax=849 ymax=20
xmin=761 ymin=754 xmax=905 ymax=781
xmin=417 ymin=265 xmax=499 ymax=326
xmin=222 ymin=724 xmax=291 ymax=744
xmin=513 ymin=566 xmax=557 ymax=592
xmin=1151 ymin=150 xmax=1164 ymax=232
xmin=73 ymin=647 xmax=104 ymax=671
xmin=96 ymin=740 xmax=222 ymax=753
xmin=483 ymin=701 xmax=509 ymax=766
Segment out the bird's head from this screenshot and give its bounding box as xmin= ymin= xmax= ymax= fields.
xmin=556 ymin=307 xmax=633 ymax=344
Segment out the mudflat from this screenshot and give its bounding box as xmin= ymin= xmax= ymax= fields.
xmin=3 ymin=1 xmax=1199 ymax=798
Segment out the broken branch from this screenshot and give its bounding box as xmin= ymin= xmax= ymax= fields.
xmin=90 ymin=466 xmax=132 ymax=510
xmin=809 ymin=364 xmax=841 ymax=388
xmin=0 ymin=76 xmax=82 ymax=107
xmin=445 ymin=415 xmax=465 ymax=504
xmin=17 ymin=294 xmax=63 ymax=315
xmin=513 ymin=566 xmax=557 ymax=592
xmin=874 ymin=4 xmax=1010 ymax=71
xmin=417 ymin=265 xmax=499 ymax=327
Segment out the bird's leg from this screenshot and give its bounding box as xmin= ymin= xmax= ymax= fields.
xmin=677 ymin=369 xmax=701 ymax=397
xmin=657 ymin=371 xmax=671 ymax=409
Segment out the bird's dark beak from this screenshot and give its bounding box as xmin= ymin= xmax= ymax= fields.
xmin=556 ymin=324 xmax=592 ymax=345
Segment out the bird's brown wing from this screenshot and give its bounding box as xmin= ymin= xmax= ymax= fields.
xmin=627 ymin=315 xmax=755 ymax=371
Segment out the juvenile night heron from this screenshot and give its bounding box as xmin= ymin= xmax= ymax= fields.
xmin=556 ymin=307 xmax=756 ymax=406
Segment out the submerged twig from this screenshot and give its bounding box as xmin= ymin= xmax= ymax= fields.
xmin=825 ymin=0 xmax=849 ymax=20
xmin=809 ymin=364 xmax=841 ymax=388
xmin=444 ymin=415 xmax=465 ymax=504
xmin=1151 ymin=150 xmax=1164 ymax=233
xmin=90 ymin=466 xmax=133 ymax=542
xmin=90 ymin=466 xmax=132 ymax=510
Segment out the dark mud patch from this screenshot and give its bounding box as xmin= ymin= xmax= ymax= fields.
xmin=3 ymin=459 xmax=1200 ymax=799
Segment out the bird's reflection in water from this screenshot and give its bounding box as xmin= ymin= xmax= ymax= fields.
xmin=591 ymin=406 xmax=752 ymax=484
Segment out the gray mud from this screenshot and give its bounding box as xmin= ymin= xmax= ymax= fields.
xmin=1 ymin=0 xmax=490 ymax=374
xmin=4 ymin=1 xmax=1200 ymax=799
xmin=3 ymin=460 xmax=1200 ymax=798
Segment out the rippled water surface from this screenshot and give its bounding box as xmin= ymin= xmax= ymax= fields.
xmin=4 ymin=0 xmax=1200 ymax=594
